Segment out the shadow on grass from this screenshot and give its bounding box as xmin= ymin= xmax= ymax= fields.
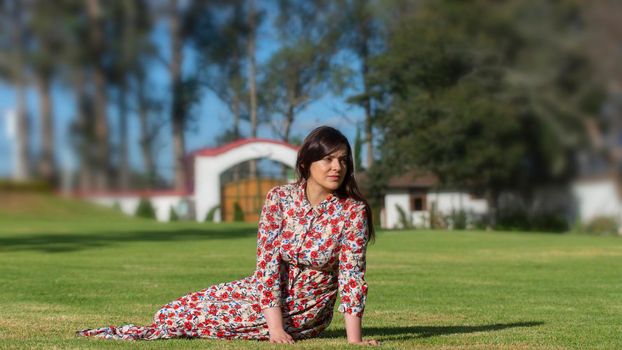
xmin=321 ymin=321 xmax=544 ymax=340
xmin=0 ymin=227 xmax=257 ymax=254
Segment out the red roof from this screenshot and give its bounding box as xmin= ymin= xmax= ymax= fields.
xmin=386 ymin=170 xmax=439 ymax=189
xmin=190 ymin=138 xmax=299 ymax=157
xmin=71 ymin=189 xmax=191 ymax=198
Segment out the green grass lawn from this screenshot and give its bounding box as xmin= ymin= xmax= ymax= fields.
xmin=0 ymin=194 xmax=621 ymax=349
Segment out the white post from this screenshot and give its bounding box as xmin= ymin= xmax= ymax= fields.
xmin=5 ymin=109 xmax=26 ymax=181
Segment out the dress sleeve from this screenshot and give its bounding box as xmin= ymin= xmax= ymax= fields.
xmin=337 ymin=203 xmax=369 ymax=317
xmin=255 ymin=187 xmax=284 ymax=309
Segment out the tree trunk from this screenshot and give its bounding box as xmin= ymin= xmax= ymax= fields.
xmin=280 ymin=104 xmax=295 ymax=179
xmin=231 ymin=94 xmax=241 ymax=181
xmin=35 ymin=73 xmax=56 ymax=184
xmin=137 ymin=80 xmax=157 ymax=188
xmin=14 ymin=77 xmax=31 ymax=181
xmin=360 ymin=36 xmax=374 ymax=169
xmin=485 ymin=188 xmax=499 ymax=229
xmin=10 ymin=1 xmax=31 ymax=181
xmin=247 ymin=0 xmax=258 ymax=179
xmin=74 ymin=71 xmax=95 ymax=191
xmin=118 ymin=81 xmax=130 ymax=190
xmin=169 ymin=0 xmax=187 ymax=191
xmin=87 ymin=0 xmax=110 ymax=190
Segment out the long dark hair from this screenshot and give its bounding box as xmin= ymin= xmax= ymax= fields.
xmin=295 ymin=126 xmax=375 ymax=242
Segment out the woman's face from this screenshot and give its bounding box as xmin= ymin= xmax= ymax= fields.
xmin=307 ymin=145 xmax=349 ymax=193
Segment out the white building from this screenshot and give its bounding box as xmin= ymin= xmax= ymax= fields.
xmin=380 ymin=170 xmax=622 ymax=232
xmin=81 ymin=138 xmax=622 ymax=232
xmin=381 ymin=171 xmax=487 ymax=229
xmin=83 ymin=138 xmax=298 ymax=222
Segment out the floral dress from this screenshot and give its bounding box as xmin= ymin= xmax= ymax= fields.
xmin=77 ymin=182 xmax=369 ymax=341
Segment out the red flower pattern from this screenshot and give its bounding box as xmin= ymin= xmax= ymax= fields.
xmin=77 ymin=182 xmax=368 ymax=341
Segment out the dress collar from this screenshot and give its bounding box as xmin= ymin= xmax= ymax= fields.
xmin=296 ymin=179 xmax=338 ymax=212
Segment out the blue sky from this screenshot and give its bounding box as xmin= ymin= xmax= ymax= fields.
xmin=0 ymin=20 xmax=366 ymax=181
xmin=0 ymin=78 xmax=365 ymax=182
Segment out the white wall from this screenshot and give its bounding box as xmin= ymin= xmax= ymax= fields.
xmin=87 ymin=195 xmax=186 ymax=222
xmin=150 ymin=196 xmax=187 ymax=222
xmin=572 ymin=179 xmax=622 ymax=224
xmin=194 ymin=141 xmax=297 ymax=222
xmin=382 ymin=190 xmax=488 ymax=229
xmin=383 ymin=192 xmax=411 ymax=229
xmin=87 ymin=196 xmax=140 ymax=217
xmin=429 ymin=192 xmax=487 ymax=215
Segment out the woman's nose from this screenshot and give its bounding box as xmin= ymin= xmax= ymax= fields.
xmin=331 ymin=159 xmax=342 ymax=170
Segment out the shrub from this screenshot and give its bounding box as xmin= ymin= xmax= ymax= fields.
xmin=496 ymin=209 xmax=568 ymax=233
xmin=0 ymin=180 xmax=51 ymax=192
xmin=233 ymin=202 xmax=245 ymax=222
xmin=111 ymin=202 xmax=122 ymax=212
xmin=135 ymin=198 xmax=156 ymax=219
xmin=371 ymin=204 xmax=382 ymax=229
xmin=530 ymin=214 xmax=568 ymax=233
xmin=396 ymin=204 xmax=414 ymax=229
xmin=449 ymin=210 xmax=467 ymax=230
xmin=428 ymin=203 xmax=446 ymax=229
xmin=584 ymin=216 xmax=619 ymax=236
xmin=169 ymin=207 xmax=178 ymax=222
xmin=204 ymin=205 xmax=220 ymax=222
xmin=496 ymin=209 xmax=530 ymax=231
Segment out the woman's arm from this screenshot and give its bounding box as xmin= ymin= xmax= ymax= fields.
xmin=338 ymin=204 xmax=378 ymax=345
xmin=345 ymin=314 xmax=379 ymax=345
xmin=255 ymin=188 xmax=293 ymax=343
xmin=262 ymin=306 xmax=294 ymax=344
xmin=344 ymin=313 xmax=363 ymax=343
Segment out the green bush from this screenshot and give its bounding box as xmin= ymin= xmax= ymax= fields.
xmin=449 ymin=210 xmax=467 ymax=230
xmin=583 ymin=216 xmax=619 ymax=236
xmin=371 ymin=204 xmax=382 ymax=229
xmin=169 ymin=207 xmax=178 ymax=222
xmin=428 ymin=203 xmax=446 ymax=229
xmin=496 ymin=209 xmax=530 ymax=231
xmin=111 ymin=202 xmax=122 ymax=212
xmin=496 ymin=209 xmax=568 ymax=233
xmin=396 ymin=204 xmax=414 ymax=229
xmin=233 ymin=202 xmax=245 ymax=222
xmin=0 ymin=180 xmax=51 ymax=192
xmin=204 ymin=205 xmax=220 ymax=222
xmin=135 ymin=198 xmax=156 ymax=219
xmin=530 ymin=214 xmax=568 ymax=233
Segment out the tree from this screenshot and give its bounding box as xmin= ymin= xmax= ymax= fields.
xmin=247 ymin=0 xmax=259 ymax=178
xmin=195 ymin=0 xmax=249 ymax=141
xmin=370 ymin=0 xmax=599 ymax=224
xmin=164 ymin=0 xmax=211 ymax=191
xmin=84 ymin=0 xmax=112 ymax=190
xmin=106 ymin=0 xmax=154 ymax=190
xmin=260 ymin=0 xmax=341 ymax=143
xmin=337 ymin=0 xmax=386 ymax=169
xmin=29 ymin=1 xmax=65 ymax=184
xmin=192 ymin=0 xmax=265 ymax=179
xmin=354 ymin=125 xmax=363 ymax=171
xmin=582 ymin=1 xmax=622 ymax=179
xmin=135 ymin=65 xmax=165 ymax=189
xmin=0 ymin=0 xmax=32 ymax=180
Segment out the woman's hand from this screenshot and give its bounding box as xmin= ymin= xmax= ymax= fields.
xmin=349 ymin=339 xmax=381 ymax=346
xmin=262 ymin=306 xmax=294 ymax=343
xmin=269 ymin=329 xmax=295 ymax=344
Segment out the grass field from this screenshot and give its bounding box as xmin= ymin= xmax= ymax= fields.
xmin=0 ymin=193 xmax=621 ymax=349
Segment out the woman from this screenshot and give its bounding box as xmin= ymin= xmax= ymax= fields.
xmin=78 ymin=126 xmax=378 ymax=345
